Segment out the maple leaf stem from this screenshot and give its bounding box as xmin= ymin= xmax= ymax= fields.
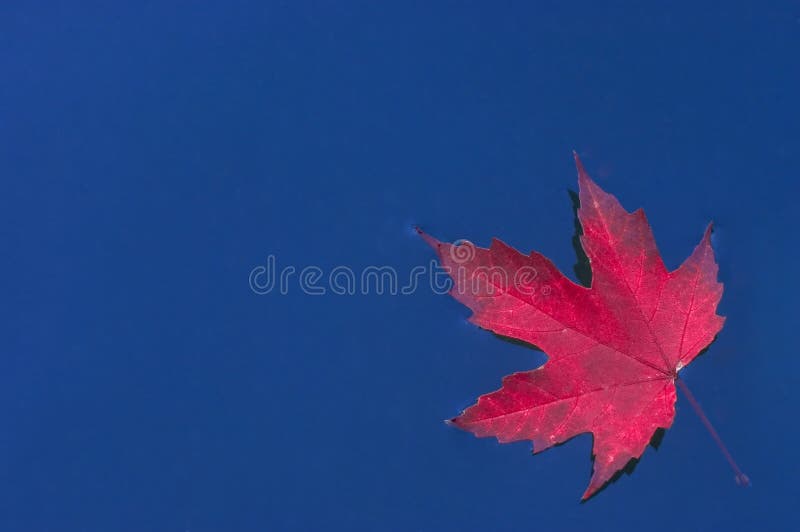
xmin=675 ymin=377 xmax=750 ymax=487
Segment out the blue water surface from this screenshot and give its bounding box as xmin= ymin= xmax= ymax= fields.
xmin=2 ymin=2 xmax=798 ymax=530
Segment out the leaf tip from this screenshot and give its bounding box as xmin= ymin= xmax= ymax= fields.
xmin=572 ymin=150 xmax=585 ymax=173
xmin=415 ymin=226 xmax=442 ymax=250
xmin=573 ymin=151 xmax=594 ymax=190
xmin=701 ymin=222 xmax=715 ymax=247
xmin=580 ymin=482 xmax=602 ymax=502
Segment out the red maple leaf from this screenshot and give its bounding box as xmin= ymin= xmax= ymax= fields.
xmin=418 ymin=153 xmax=747 ymax=499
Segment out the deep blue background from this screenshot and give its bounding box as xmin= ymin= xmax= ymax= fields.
xmin=2 ymin=2 xmax=798 ymax=530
